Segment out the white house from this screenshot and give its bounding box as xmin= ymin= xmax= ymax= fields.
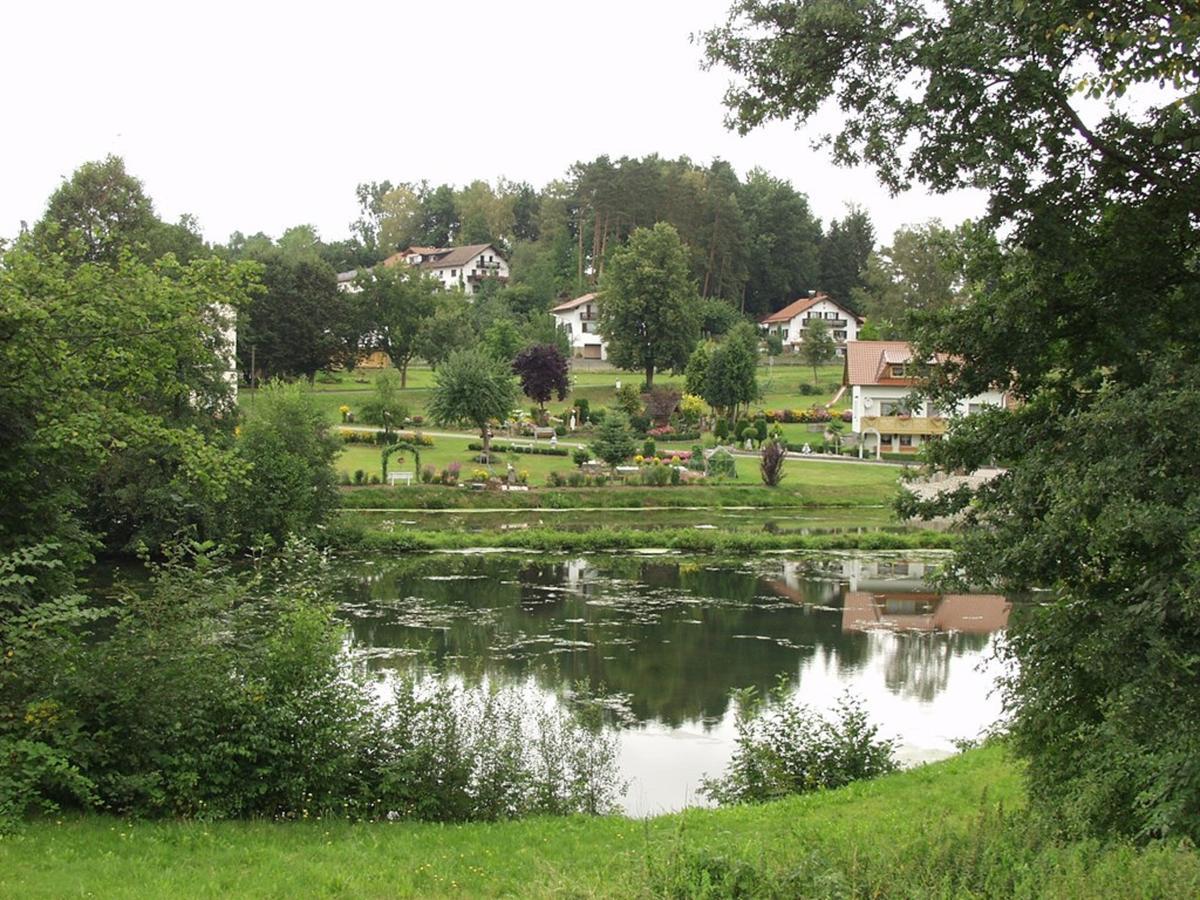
xmin=760 ymin=292 xmax=862 ymax=357
xmin=844 ymin=340 xmax=1008 ymax=458
xmin=335 ymin=243 xmax=510 ymax=296
xmin=385 ymin=243 xmax=509 ymax=294
xmin=552 ymin=292 xmax=607 ymax=360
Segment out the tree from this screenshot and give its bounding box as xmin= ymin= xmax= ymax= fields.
xmin=703 ymin=0 xmax=1200 ymax=840
xmin=237 ymin=251 xmax=348 ymax=382
xmin=589 ymin=411 xmax=638 ymax=467
xmin=854 ymin=221 xmax=973 ymax=338
xmin=702 ymin=322 xmax=760 ymax=422
xmin=0 ymin=244 xmax=257 ymax=574
xmin=684 ymin=342 xmax=713 ymax=396
xmin=818 ymin=207 xmax=874 ymax=313
xmin=739 ymin=168 xmax=823 ymax=316
xmin=352 ymin=263 xmax=440 ymax=387
xmin=798 ymin=318 xmax=835 ymax=386
xmin=482 ymin=319 xmax=523 ymax=363
xmin=32 ymin=156 xmax=207 ymax=266
xmin=427 ymin=349 xmax=518 ymax=463
xmin=598 ymin=223 xmax=701 ymax=387
xmin=512 ymin=344 xmax=570 ymax=411
xmin=759 ymin=439 xmax=787 ymax=487
xmin=357 ymin=370 xmax=409 ymax=441
xmin=417 ymin=293 xmax=477 ymax=370
xmin=234 ymin=381 xmax=341 ymax=544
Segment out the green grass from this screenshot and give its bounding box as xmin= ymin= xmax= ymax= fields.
xmin=338 ymin=464 xmax=901 ymax=508
xmin=240 ymin=360 xmax=850 ymax=428
xmin=5 ymin=746 xmax=1196 ymax=897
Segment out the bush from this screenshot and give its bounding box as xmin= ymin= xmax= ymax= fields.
xmin=701 ymin=689 xmax=897 ymax=805
xmin=642 ymin=438 xmax=656 ymax=458
xmin=760 ymin=440 xmax=787 ymax=486
xmin=714 ymin=418 xmax=729 ymax=441
xmin=567 ymin=471 xmax=586 ymax=487
xmin=0 ymin=542 xmax=622 ymax=825
xmin=353 ymin=469 xmax=366 ymax=485
xmin=639 ymin=464 xmax=672 ymax=486
xmin=420 ymin=465 xmax=436 ymax=484
xmin=798 ymin=382 xmax=821 ymax=395
xmin=467 ymin=442 xmax=569 ymax=457
xmin=575 ymin=397 xmax=590 ymax=423
xmin=572 ymin=447 xmax=591 ymax=468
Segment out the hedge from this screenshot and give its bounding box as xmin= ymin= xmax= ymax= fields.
xmin=467 ymin=442 xmax=570 ymax=457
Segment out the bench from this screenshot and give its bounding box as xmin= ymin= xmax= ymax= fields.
xmin=513 ymin=441 xmax=534 ymax=451
xmin=532 ymin=426 xmax=556 ymax=440
xmin=387 ymin=471 xmax=414 ymax=487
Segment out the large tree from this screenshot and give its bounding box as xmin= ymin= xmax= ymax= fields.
xmin=352 ymin=263 xmax=440 ymax=387
xmin=855 ymin=221 xmax=974 ymax=338
xmin=427 ymin=349 xmax=518 ymax=463
xmin=739 ymin=168 xmax=823 ymax=316
xmin=702 ymin=322 xmax=760 ymax=422
xmin=703 ymin=0 xmax=1200 ymax=840
xmin=818 ymin=207 xmax=874 ymax=313
xmin=599 ymin=222 xmax=701 ymax=387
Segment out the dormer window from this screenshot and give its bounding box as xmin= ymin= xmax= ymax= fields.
xmin=891 ymin=365 xmax=907 ymax=378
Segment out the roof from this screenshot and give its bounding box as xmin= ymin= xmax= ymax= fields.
xmin=382 ymin=244 xmax=502 ymax=271
xmin=844 ymin=340 xmax=925 ymax=386
xmin=336 ymin=269 xmax=358 ymax=283
xmin=552 ymin=292 xmax=598 ymax=313
xmin=759 ymin=293 xmax=861 ymax=325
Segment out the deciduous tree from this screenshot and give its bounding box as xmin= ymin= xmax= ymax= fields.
xmin=512 ymin=344 xmax=570 ymax=410
xmin=427 ymin=349 xmax=518 ymax=463
xmin=352 ymin=263 xmax=440 ymax=387
xmin=599 ymin=223 xmax=700 ymax=387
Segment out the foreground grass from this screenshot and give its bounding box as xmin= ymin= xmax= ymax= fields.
xmin=339 ymin=467 xmax=901 ymax=511
xmin=4 ymin=747 xmax=1196 ymax=897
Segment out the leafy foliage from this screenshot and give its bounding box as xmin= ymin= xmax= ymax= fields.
xmin=512 ymin=344 xmax=570 ymax=409
xmin=701 ymin=322 xmax=760 ymax=421
xmin=799 ymin=318 xmax=835 ymax=384
xmin=351 ymin=262 xmax=439 ymax=386
xmin=427 ymin=349 xmax=519 ymax=460
xmin=759 ymin=440 xmax=787 ymax=487
xmin=589 ymin=411 xmax=638 ymax=467
xmin=702 ymin=688 xmax=897 ymax=805
xmin=598 ymin=223 xmax=701 ymax=387
xmin=357 ymin=369 xmax=409 ymax=440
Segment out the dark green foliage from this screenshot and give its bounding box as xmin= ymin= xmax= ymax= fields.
xmin=351 ymin=263 xmax=440 ymax=387
xmin=466 ymin=442 xmax=569 ymax=458
xmin=589 ymin=411 xmax=638 ymax=467
xmin=702 ymin=689 xmax=897 ymax=805
xmin=701 ymin=322 xmax=760 ymax=421
xmin=0 ymin=541 xmax=621 ymax=826
xmin=357 ymin=370 xmax=409 ymax=440
xmin=427 ymin=349 xmax=519 ymax=461
xmin=701 ymin=0 xmax=1200 ymax=842
xmin=234 ymin=382 xmax=340 ymax=544
xmin=817 ymin=207 xmax=874 ymax=312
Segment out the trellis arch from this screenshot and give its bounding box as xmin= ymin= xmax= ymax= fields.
xmin=380 ymin=441 xmax=422 ymax=483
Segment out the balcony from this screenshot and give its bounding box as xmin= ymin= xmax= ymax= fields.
xmin=467 ymin=268 xmax=508 ymax=282
xmin=860 ymin=415 xmax=947 ymax=436
xmin=579 ymin=311 xmax=598 ymax=322
xmin=804 ymin=317 xmax=847 ymax=328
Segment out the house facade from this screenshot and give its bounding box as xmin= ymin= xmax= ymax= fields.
xmin=760 ymin=293 xmax=862 ymax=357
xmin=844 ymin=340 xmax=1008 ymax=458
xmin=385 ymin=243 xmax=509 ymax=294
xmin=335 ymin=243 xmax=510 ymax=296
xmin=552 ymin=292 xmax=607 ymax=360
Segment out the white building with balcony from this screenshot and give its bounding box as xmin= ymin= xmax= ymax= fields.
xmin=844 ymin=340 xmax=1008 ymax=458
xmin=552 ymin=292 xmax=607 ymax=360
xmin=336 ymin=243 xmax=509 ymax=296
xmin=760 ymin=292 xmax=862 ymax=357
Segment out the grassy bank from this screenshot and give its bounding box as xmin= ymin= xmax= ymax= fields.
xmin=4 ymin=746 xmax=1195 ymax=897
xmin=339 ymin=468 xmax=901 ymax=511
xmin=325 ymin=522 xmax=954 ymax=553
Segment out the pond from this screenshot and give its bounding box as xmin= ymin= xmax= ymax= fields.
xmin=332 ymin=551 xmax=1011 ymax=816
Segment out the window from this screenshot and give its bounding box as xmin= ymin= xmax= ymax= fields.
xmin=880 ymin=434 xmax=893 ymax=445
xmin=890 ymin=365 xmax=907 ymax=378
xmin=880 ymin=400 xmax=913 ymax=416
xmin=451 ymin=269 xmax=457 ymax=277
xmin=899 ymin=435 xmax=913 ymax=447
xmin=833 ymin=331 xmax=846 ymax=340
xmin=967 ymin=402 xmax=992 ymax=415
xmin=581 ymin=323 xmax=589 ymax=333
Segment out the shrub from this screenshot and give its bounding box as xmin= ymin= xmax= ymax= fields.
xmin=714 ymin=418 xmax=729 ymax=441
xmin=567 ymin=471 xmax=586 ymax=487
xmin=639 ymin=464 xmax=672 ymax=486
xmin=642 ymin=438 xmax=657 ymax=458
xmin=670 ymin=466 xmax=681 ymax=486
xmin=369 ymin=474 xmax=381 ymax=484
xmin=0 ymin=542 xmax=622 ymax=824
xmin=590 ymin=411 xmax=638 ymax=467
xmin=420 ymin=465 xmax=436 ymax=484
xmin=760 ymin=440 xmax=787 ymax=487
xmin=353 ymin=469 xmax=366 ymax=485
xmin=701 ymin=689 xmax=897 ymax=805
xmin=798 ymin=382 xmax=821 ymax=395
xmin=467 ymin=442 xmax=569 ymax=457
xmin=547 ymin=471 xmax=565 ymax=487
xmin=754 ymin=419 xmax=769 ymax=442
xmin=572 ymin=447 xmax=590 ymax=467
xmin=575 ymin=397 xmax=590 ymax=423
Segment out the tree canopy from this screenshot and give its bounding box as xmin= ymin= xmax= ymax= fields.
xmin=427 ymin=349 xmax=518 ymax=461
xmin=704 ymin=0 xmax=1200 ymax=840
xmin=512 ymin=344 xmax=570 ymax=410
xmin=599 ymin=223 xmax=701 ymax=387
xmin=351 ymin=263 xmax=440 ymax=387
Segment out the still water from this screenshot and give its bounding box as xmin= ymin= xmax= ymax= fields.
xmin=333 ymin=552 xmax=1010 ymax=815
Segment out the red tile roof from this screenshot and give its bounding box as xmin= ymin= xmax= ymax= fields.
xmin=844 ymin=340 xmax=921 ymax=386
xmin=759 ymin=293 xmax=861 ymax=325
xmin=552 ymin=292 xmax=598 ymax=313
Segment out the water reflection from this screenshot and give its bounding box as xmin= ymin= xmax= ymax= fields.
xmin=334 ymin=553 xmax=1011 ymax=814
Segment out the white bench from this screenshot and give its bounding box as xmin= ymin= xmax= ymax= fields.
xmin=532 ymin=426 xmax=556 ymax=440
xmin=387 ymin=471 xmax=414 ymax=487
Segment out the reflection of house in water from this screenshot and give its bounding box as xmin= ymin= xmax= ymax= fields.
xmin=842 ymin=591 xmax=1010 ymax=634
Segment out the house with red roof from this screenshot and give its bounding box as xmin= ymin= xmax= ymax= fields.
xmin=844 ymin=340 xmax=1008 ymax=458
xmin=759 ymin=292 xmax=862 ymax=357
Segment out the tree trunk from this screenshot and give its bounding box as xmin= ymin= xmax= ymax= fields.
xmin=400 ymin=359 xmax=408 ymax=389
xmin=481 ymin=425 xmax=491 ymax=464
xmin=644 ymin=364 xmax=654 ymax=389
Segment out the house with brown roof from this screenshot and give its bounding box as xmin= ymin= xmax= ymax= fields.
xmin=551 ymin=292 xmax=606 ymax=359
xmin=844 ymin=340 xmax=1008 ymax=458
xmin=759 ymin=292 xmax=862 ymax=357
xmin=384 ymin=243 xmax=509 ymax=294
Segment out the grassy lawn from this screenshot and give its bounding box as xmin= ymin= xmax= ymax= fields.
xmin=5 ymin=746 xmax=1195 ymax=897
xmin=240 ymin=359 xmax=849 ymax=428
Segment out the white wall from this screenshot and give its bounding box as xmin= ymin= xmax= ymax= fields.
xmin=553 ymin=300 xmax=607 ymax=359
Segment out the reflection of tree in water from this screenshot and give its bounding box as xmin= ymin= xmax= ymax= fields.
xmin=877 ymin=630 xmax=991 ymax=702
xmin=332 ymin=555 xmax=1003 ymax=727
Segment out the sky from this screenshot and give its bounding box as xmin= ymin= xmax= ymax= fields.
xmin=0 ymin=0 xmax=988 ymax=248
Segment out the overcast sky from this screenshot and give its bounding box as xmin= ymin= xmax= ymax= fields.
xmin=1 ymin=0 xmax=987 ymax=248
